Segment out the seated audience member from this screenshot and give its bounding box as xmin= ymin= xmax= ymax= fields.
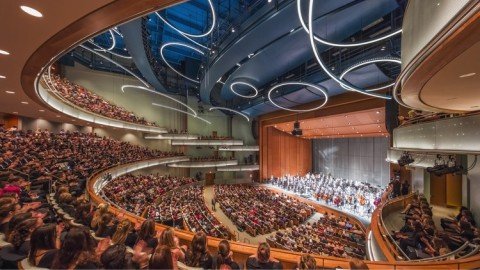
xmin=185 ymin=231 xmax=213 ymax=269
xmin=0 ymin=200 xmax=16 ymax=233
xmin=7 ymin=218 xmax=40 ymax=255
xmin=28 ymin=224 xmax=59 ymax=268
xmin=214 ymin=240 xmax=240 ymax=269
xmin=149 ymin=245 xmax=177 ymax=270
xmin=91 ymin=203 xmax=109 ymax=231
xmin=95 ymin=212 xmax=117 ymax=238
xmin=5 ymin=212 xmax=33 ymax=239
xmin=51 ymin=227 xmax=101 ymax=269
xmin=100 ymin=244 xmax=139 ymax=269
xmin=246 ymin=242 xmax=282 ymax=269
xmin=158 ymin=227 xmax=185 ymax=262
xmin=111 ymin=219 xmax=134 ymax=246
xmin=296 ymin=254 xmax=317 ymax=270
xmin=136 ymin=219 xmax=158 ymax=254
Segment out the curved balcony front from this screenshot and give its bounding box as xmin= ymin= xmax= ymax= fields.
xmin=171 ymin=139 xmax=244 ymax=146
xmin=217 ymin=164 xmax=259 ymax=172
xmin=168 ymin=160 xmax=238 ymax=168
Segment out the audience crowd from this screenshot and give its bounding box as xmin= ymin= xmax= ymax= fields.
xmin=147 ymin=186 xmax=232 ymax=240
xmin=50 ymin=75 xmax=159 ymax=127
xmin=268 ymin=173 xmax=383 ymax=218
xmin=102 ymin=174 xmax=198 ymax=216
xmin=214 ymin=185 xmax=314 ymax=236
xmin=393 ymin=194 xmax=479 ymax=259
xmin=267 ymin=212 xmax=366 ymax=259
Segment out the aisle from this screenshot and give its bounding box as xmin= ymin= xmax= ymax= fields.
xmin=202 ymin=185 xmax=275 ymax=245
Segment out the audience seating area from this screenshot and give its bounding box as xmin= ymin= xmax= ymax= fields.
xmin=214 ymin=185 xmax=314 ymax=236
xmin=102 ymin=173 xmax=198 ymax=216
xmin=49 ymin=74 xmax=159 ymax=127
xmin=392 ymin=194 xmax=480 ymax=260
xmin=269 ymin=173 xmax=383 ymax=218
xmin=267 ymin=213 xmax=366 ymax=259
xmin=148 ymin=186 xmax=232 ymax=240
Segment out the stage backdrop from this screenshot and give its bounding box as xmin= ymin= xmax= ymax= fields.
xmin=312 ymin=137 xmax=389 ymax=187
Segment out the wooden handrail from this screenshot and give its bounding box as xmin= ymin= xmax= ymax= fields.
xmin=86 ymin=160 xmax=480 ymax=269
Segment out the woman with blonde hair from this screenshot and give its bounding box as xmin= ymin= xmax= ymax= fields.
xmin=111 ymin=219 xmax=132 ymax=245
xmin=158 ymin=227 xmax=185 ymax=262
xmin=90 ymin=203 xmax=109 ymax=230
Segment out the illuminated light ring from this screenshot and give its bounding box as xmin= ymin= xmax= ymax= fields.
xmin=209 ymin=107 xmax=250 ymax=122
xmin=112 ymin=27 xmax=123 ymax=37
xmin=152 ymin=103 xmax=211 ymax=124
xmin=160 ymin=42 xmax=205 ymax=84
xmin=155 ymin=0 xmax=216 ymax=38
xmin=87 ymin=41 xmax=132 ymax=59
xmin=121 ymin=85 xmax=197 ymax=116
xmin=229 ymin=81 xmax=258 ymax=98
xmin=92 ymin=30 xmax=116 ymax=51
xmin=339 ymin=57 xmax=401 ymax=92
xmin=80 ymin=45 xmax=149 ymax=87
xmin=306 ymin=1 xmax=391 ymax=100
xmin=297 ymin=0 xmax=402 ymax=47
xmin=267 ymin=82 xmax=328 ymax=112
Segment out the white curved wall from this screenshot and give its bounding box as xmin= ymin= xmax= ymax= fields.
xmin=401 ymin=0 xmax=471 ymax=69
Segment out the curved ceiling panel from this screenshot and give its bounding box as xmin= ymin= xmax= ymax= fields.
xmin=119 ymin=19 xmax=167 ymax=93
xmin=199 ymin=0 xmax=353 ymax=103
xmin=220 ymin=0 xmax=399 ymax=101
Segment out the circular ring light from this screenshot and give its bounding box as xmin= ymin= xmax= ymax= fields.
xmin=122 ymin=85 xmax=197 ymax=116
xmin=267 ymin=82 xmax=328 ymax=112
xmin=155 ymin=0 xmax=216 ymax=38
xmin=209 ymin=107 xmax=250 ymax=122
xmin=305 ymin=0 xmax=391 ymax=100
xmin=160 ymin=42 xmax=205 ymax=84
xmin=339 ymin=57 xmax=401 ymax=92
xmin=297 ymin=0 xmax=402 ymax=47
xmin=230 ymin=81 xmax=258 ymax=98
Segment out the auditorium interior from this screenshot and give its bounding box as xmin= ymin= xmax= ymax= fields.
xmin=0 ymin=0 xmax=479 ymax=269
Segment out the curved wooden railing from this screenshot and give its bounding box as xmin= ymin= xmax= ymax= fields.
xmin=85 ymin=160 xmax=480 ymax=269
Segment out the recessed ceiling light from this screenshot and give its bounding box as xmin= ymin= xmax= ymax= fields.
xmin=0 ymin=75 xmax=5 ymax=79
xmin=38 ymin=109 xmax=44 ymax=112
xmin=376 ymin=111 xmax=380 ymax=114
xmin=56 ymin=115 xmax=61 ymax=118
xmin=459 ymin=72 xmax=476 ymax=78
xmin=0 ymin=49 xmax=10 ymax=55
xmin=5 ymin=91 xmax=15 ymax=94
xmin=20 ymin=6 xmax=43 ymax=17
xmin=12 ymin=112 xmax=18 ymax=114
xmin=21 ymin=101 xmax=28 ymax=104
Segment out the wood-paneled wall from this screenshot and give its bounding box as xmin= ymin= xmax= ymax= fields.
xmin=260 ymin=126 xmax=311 ymax=179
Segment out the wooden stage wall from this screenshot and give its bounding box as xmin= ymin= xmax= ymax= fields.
xmin=260 ymin=126 xmax=311 ymax=179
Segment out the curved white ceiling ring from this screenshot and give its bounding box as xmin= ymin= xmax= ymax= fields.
xmin=229 ymin=81 xmax=258 ymax=98
xmin=160 ymin=42 xmax=205 ymax=84
xmin=297 ymin=0 xmax=402 ymax=48
xmin=155 ymin=0 xmax=216 ymax=38
xmin=267 ymin=82 xmax=328 ymax=112
xmin=121 ymin=85 xmax=197 ymax=116
xmin=209 ymin=106 xmax=250 ymax=122
xmin=87 ymin=41 xmax=132 ymax=59
xmin=154 ymin=12 xmax=209 ymax=50
xmin=91 ymin=30 xmax=116 ymax=51
xmin=152 ymin=103 xmax=211 ymax=124
xmin=306 ymin=0 xmax=391 ymax=100
xmin=80 ymin=45 xmax=149 ymax=87
xmin=339 ymin=57 xmax=401 ymax=92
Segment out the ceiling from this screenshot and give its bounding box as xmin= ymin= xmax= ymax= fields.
xmin=419 ymin=41 xmax=480 ymax=112
xmin=271 ymin=107 xmax=388 ymax=139
xmin=68 ymin=0 xmax=406 ymax=117
xmin=0 ymin=0 xmax=113 ymax=124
